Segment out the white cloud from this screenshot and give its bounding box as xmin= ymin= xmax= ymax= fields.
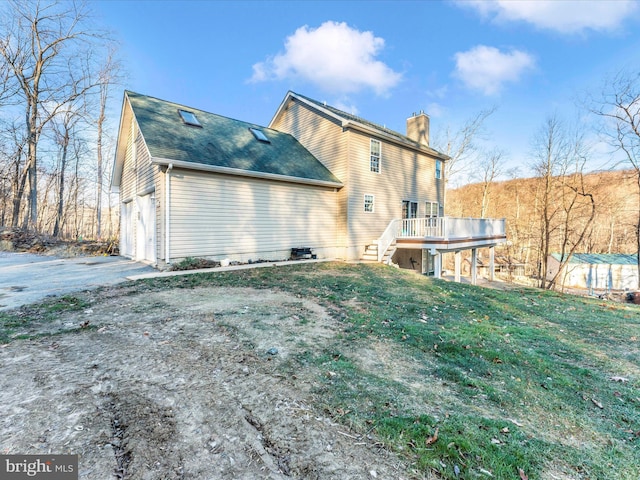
xmin=453 ymin=45 xmax=535 ymax=95
xmin=458 ymin=0 xmax=638 ymax=34
xmin=332 ymin=100 xmax=359 ymax=115
xmin=425 ymin=102 xmax=446 ymax=118
xmin=250 ymin=21 xmax=402 ymax=95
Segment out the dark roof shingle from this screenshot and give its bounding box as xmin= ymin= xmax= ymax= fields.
xmin=126 ymin=91 xmax=342 ymax=186
xmin=551 ymin=253 xmax=638 ymax=265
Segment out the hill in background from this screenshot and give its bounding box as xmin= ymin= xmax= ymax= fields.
xmin=447 ymin=169 xmax=638 ymax=276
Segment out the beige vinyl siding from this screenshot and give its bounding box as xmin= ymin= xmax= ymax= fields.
xmin=271 ymin=98 xmax=349 ymax=258
xmin=346 ymin=129 xmax=445 ymax=255
xmin=272 ymin=97 xmax=447 ymax=261
xmin=119 ymin=118 xmax=137 ymax=256
xmin=168 ymin=169 xmax=338 ymax=261
xmin=120 ymin=119 xmax=136 ymax=202
xmin=152 ymin=166 xmax=163 ymax=265
xmin=135 ymin=129 xmax=155 ymax=193
xmin=119 ymin=113 xmax=162 ymax=262
xmin=132 ymin=130 xmax=163 ymax=263
xmin=271 ymin=98 xmax=348 ymax=180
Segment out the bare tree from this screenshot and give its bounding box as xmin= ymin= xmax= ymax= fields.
xmin=433 ymin=106 xmax=497 ymax=188
xmin=530 ymin=115 xmax=599 ymax=290
xmin=546 ymin=137 xmax=597 ymax=290
xmin=474 ymin=148 xmax=506 ymax=218
xmin=50 ymin=98 xmax=86 ymax=237
xmin=530 ymin=115 xmax=569 ymax=288
xmin=94 ymin=48 xmax=121 ymax=241
xmin=0 ymin=121 xmax=29 ymax=227
xmin=592 ymin=70 xmax=640 ymax=287
xmin=0 ymin=0 xmax=101 ymax=231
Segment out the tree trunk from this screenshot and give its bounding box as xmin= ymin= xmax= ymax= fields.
xmin=481 ymin=182 xmax=489 ymax=218
xmin=96 ymin=107 xmax=104 ymax=241
xmin=548 ymin=191 xmax=597 ymax=290
xmin=636 ymin=173 xmax=640 ymax=288
xmin=11 ymin=165 xmax=29 ymax=227
xmin=26 ymin=89 xmax=40 ymax=231
xmin=53 ymin=130 xmax=69 ymax=238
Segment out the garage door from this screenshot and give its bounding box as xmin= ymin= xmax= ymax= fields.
xmin=136 ymin=193 xmax=156 ymax=263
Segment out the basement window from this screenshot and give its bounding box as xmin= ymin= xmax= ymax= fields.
xmin=249 ymin=127 xmax=270 ymax=143
xmin=178 ymin=109 xmax=201 ymax=127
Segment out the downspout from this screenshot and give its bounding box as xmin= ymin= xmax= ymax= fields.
xmin=165 ymin=163 xmax=173 ymax=265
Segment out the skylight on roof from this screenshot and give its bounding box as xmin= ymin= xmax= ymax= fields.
xmin=249 ymin=127 xmax=270 ymax=143
xmin=178 ymin=109 xmax=201 ymax=127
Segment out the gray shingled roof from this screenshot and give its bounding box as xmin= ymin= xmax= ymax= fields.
xmin=126 ymin=91 xmax=342 ymax=186
xmin=551 ymin=253 xmax=638 ymax=265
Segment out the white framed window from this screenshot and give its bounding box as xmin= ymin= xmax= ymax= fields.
xmin=435 ymin=159 xmax=442 ymax=179
xmin=402 ymin=200 xmax=418 ymax=219
xmin=425 ymin=202 xmax=439 ymax=218
xmin=370 ymin=139 xmax=381 ymax=173
xmin=364 ymin=194 xmax=375 ymax=213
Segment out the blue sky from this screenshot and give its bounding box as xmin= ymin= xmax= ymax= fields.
xmin=95 ymin=0 xmax=640 ymax=183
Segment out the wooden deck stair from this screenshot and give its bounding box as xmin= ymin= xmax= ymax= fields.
xmin=362 ymin=241 xmax=397 ymax=264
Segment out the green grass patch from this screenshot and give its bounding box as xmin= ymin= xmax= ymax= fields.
xmin=0 ymin=294 xmax=90 ymax=343
xmin=135 ymin=262 xmax=640 ymax=478
xmin=2 ymin=262 xmax=639 ymax=478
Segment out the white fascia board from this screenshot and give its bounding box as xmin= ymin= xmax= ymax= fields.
xmin=151 ymin=157 xmax=343 ymax=189
xmin=268 ymin=91 xmax=294 ymax=128
xmin=110 ymin=94 xmax=131 ymax=190
xmin=269 ymin=91 xmax=345 ymax=129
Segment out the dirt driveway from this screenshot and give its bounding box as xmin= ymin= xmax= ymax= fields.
xmin=0 ymin=279 xmax=413 ymax=479
xmin=0 ymin=252 xmax=156 ymax=310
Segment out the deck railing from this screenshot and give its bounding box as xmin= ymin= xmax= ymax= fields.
xmin=377 ymin=217 xmax=506 ymax=260
xmin=398 ymin=217 xmax=506 ymax=240
xmin=377 ymin=218 xmax=399 ymax=262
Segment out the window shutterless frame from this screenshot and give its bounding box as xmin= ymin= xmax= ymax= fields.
xmin=402 ymin=200 xmax=418 ymax=219
xmin=425 ymin=201 xmax=438 ymax=218
xmin=435 ymin=159 xmax=442 ymax=179
xmin=364 ymin=194 xmax=375 ymax=213
xmin=370 ymin=139 xmax=381 ymax=173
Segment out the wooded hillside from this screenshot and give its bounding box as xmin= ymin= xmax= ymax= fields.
xmin=447 ymin=169 xmax=639 ymax=280
xmin=0 ymin=1 xmax=120 ymax=241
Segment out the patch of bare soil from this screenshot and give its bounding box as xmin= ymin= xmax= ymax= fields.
xmin=0 ymin=286 xmax=413 ymax=479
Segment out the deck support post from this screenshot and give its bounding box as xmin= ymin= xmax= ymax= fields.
xmin=421 ymin=248 xmax=428 ymax=275
xmin=454 ymin=251 xmax=461 ymax=283
xmin=471 ymin=248 xmax=478 ymax=285
xmin=489 ymin=246 xmax=495 ymax=281
xmin=430 ymin=249 xmax=442 ymax=279
xmin=435 ymin=252 xmax=442 ymax=279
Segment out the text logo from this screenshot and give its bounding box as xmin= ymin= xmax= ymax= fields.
xmin=1 ymin=455 xmax=78 ymax=479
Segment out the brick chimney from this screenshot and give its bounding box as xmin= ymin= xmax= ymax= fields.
xmin=406 ymin=111 xmax=429 ymax=146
